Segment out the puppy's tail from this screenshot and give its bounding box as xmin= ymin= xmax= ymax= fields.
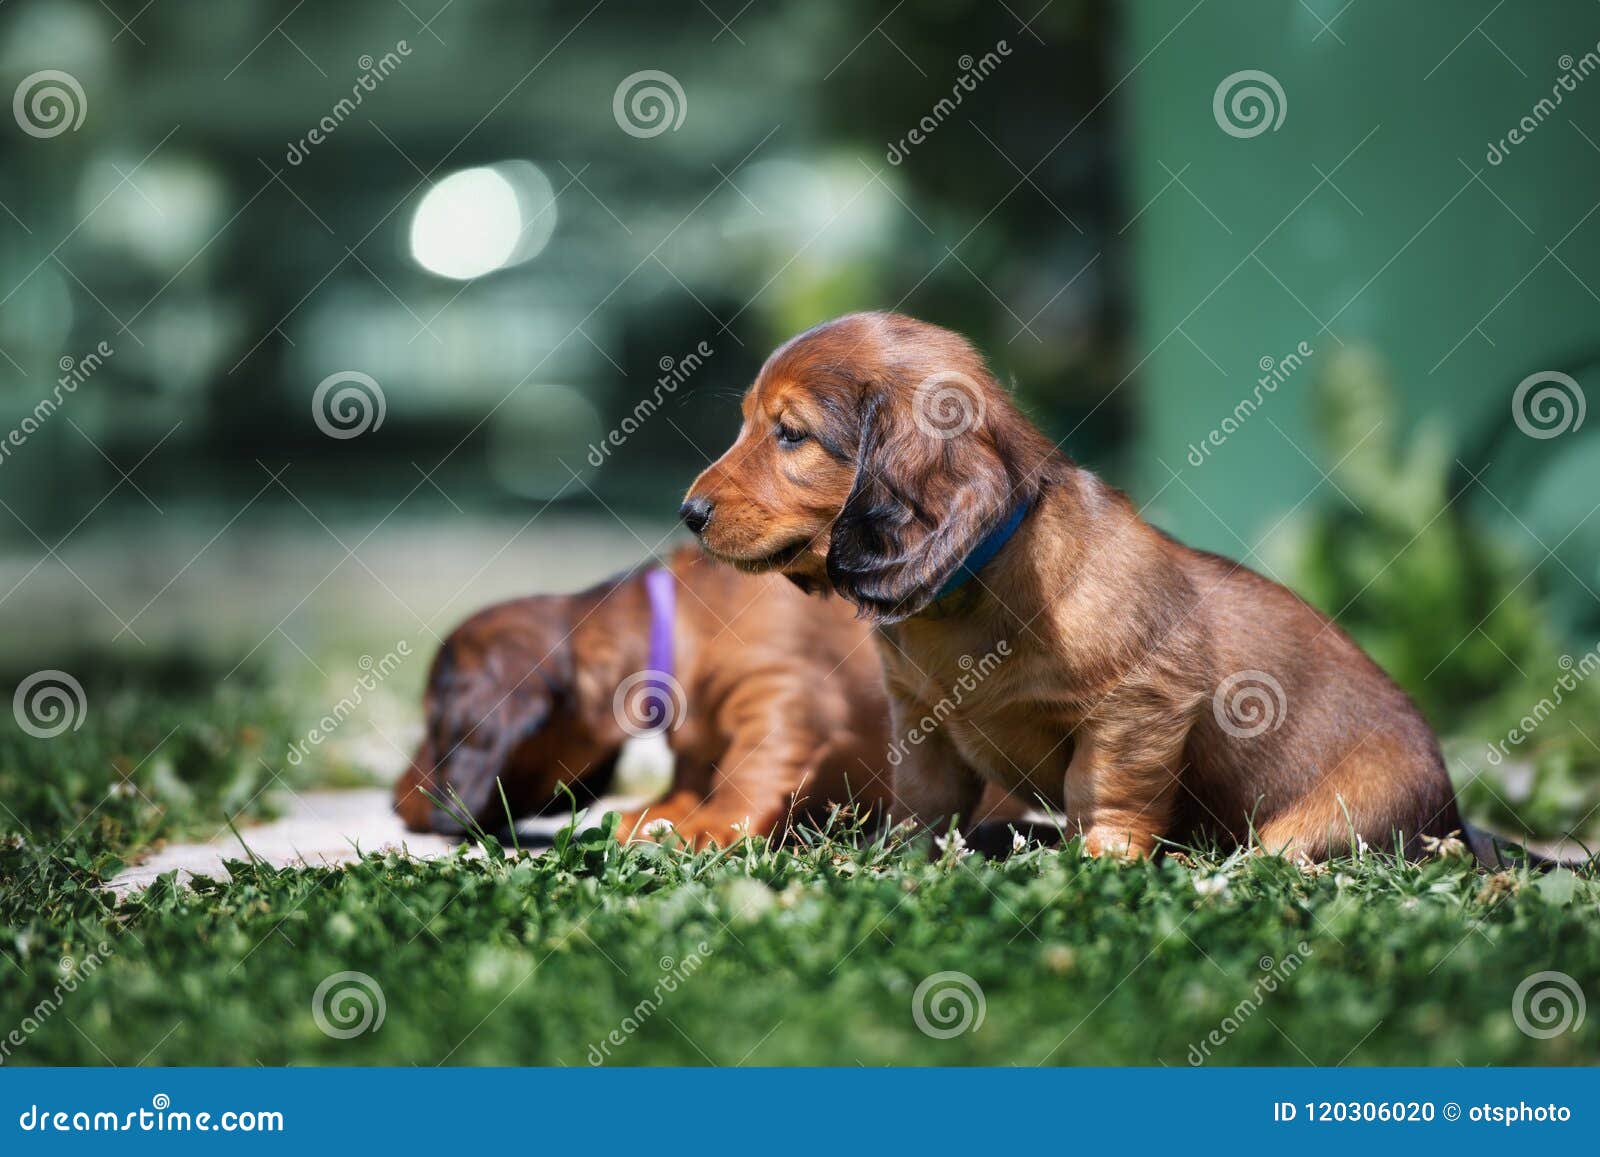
xmin=1462 ymin=822 xmax=1592 ymax=872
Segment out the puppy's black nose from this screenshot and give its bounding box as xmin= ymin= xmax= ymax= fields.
xmin=678 ymin=497 xmax=713 ymax=535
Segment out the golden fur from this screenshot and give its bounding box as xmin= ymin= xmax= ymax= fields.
xmin=395 ymin=545 xmax=1023 ymax=848
xmin=681 ymin=312 xmax=1463 ymax=860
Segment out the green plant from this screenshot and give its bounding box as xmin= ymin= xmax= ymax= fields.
xmin=1278 ymin=349 xmax=1600 ymax=841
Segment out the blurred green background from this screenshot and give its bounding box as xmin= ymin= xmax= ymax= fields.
xmin=1 ymin=0 xmax=1598 ymax=842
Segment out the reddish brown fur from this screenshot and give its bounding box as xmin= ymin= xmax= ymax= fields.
xmin=395 ymin=544 xmax=1024 ymax=848
xmin=682 ymin=312 xmax=1463 ymax=861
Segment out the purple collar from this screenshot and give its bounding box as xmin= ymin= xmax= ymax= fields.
xmin=642 ymin=566 xmax=676 ymax=731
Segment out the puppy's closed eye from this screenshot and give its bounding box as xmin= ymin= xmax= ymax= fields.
xmin=785 ymin=571 xmax=820 ymax=595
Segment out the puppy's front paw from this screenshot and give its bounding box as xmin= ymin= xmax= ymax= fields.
xmin=614 ymin=806 xmax=755 ymax=851
xmin=1082 ymin=824 xmax=1154 ymax=859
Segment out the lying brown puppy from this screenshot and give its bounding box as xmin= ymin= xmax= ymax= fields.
xmin=679 ymin=312 xmax=1464 ymax=862
xmin=395 ymin=545 xmax=1025 ymax=848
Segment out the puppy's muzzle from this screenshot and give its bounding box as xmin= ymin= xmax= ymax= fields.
xmin=678 ymin=497 xmax=713 ymax=536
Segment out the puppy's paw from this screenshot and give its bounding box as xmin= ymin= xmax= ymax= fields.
xmin=1081 ymin=824 xmax=1154 ymax=859
xmin=613 ymin=805 xmax=756 ymax=851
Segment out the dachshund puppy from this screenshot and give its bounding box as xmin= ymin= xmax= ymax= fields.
xmin=679 ymin=312 xmax=1464 ymax=861
xmin=395 ymin=545 xmax=1028 ymax=848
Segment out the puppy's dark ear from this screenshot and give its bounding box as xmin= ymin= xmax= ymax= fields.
xmin=394 ymin=741 xmax=439 ymax=832
xmin=826 ymin=385 xmax=1013 ymax=621
xmin=426 ymin=653 xmax=554 ymax=835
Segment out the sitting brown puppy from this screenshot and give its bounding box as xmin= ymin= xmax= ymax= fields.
xmin=678 ymin=312 xmax=1465 ymax=862
xmin=395 ymin=544 xmax=1025 ymax=848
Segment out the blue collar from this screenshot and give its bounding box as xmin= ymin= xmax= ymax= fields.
xmin=933 ymin=501 xmax=1031 ymax=603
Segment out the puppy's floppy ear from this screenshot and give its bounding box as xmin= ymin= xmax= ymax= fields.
xmin=425 ymin=646 xmax=555 ymax=835
xmin=826 ymin=384 xmax=1013 ymax=621
xmin=394 ymin=741 xmax=441 ymax=832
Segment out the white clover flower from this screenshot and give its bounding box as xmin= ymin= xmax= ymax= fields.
xmin=1296 ymin=855 xmax=1328 ymax=878
xmin=1011 ymin=829 xmax=1027 ymax=854
xmin=934 ymin=831 xmax=971 ymax=860
xmin=1193 ymin=873 xmax=1230 ymax=897
xmin=642 ymin=818 xmax=675 ymax=838
xmin=1420 ymin=831 xmax=1468 ymax=859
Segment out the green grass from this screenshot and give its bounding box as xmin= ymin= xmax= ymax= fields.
xmin=3 ymin=676 xmax=1599 ymax=1068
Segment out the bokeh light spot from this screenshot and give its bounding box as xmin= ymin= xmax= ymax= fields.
xmin=410 ymin=167 xmax=523 ymax=280
xmin=409 ymin=162 xmax=558 ymax=281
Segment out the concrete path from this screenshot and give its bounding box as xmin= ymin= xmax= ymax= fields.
xmin=106 ymin=789 xmax=457 ymax=895
xmin=105 ymin=788 xmax=617 ymax=894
